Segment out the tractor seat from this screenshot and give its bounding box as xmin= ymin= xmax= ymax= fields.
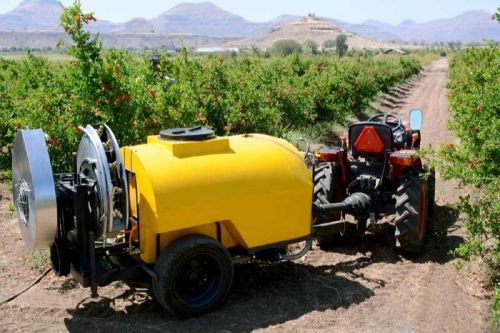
xmin=349 ymin=122 xmax=394 ymax=159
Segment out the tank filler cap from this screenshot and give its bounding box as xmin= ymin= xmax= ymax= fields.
xmin=160 ymin=126 xmax=216 ymax=141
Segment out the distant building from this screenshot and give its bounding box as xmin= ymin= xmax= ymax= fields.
xmin=383 ymin=48 xmax=408 ymax=55
xmin=196 ymin=47 xmax=239 ymax=53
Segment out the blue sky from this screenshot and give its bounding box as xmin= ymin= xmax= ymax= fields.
xmin=1 ymin=0 xmax=498 ymax=24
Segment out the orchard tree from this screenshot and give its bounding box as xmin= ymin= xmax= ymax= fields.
xmin=271 ymin=39 xmax=302 ymax=56
xmin=322 ymin=39 xmax=336 ymax=49
xmin=303 ymin=39 xmax=319 ymax=55
xmin=335 ymin=34 xmax=348 ymax=57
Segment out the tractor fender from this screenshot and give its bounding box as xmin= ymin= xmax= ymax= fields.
xmin=390 ymin=150 xmax=422 ymax=188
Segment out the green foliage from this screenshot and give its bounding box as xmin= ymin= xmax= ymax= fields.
xmin=0 ymin=2 xmax=166 ymax=171
xmin=322 ymin=39 xmax=336 ymax=49
xmin=447 ymin=41 xmax=462 ymax=50
xmin=271 ymin=39 xmax=302 ymax=56
xmin=0 ymin=59 xmax=16 ymax=169
xmin=335 ymin=34 xmax=349 ymax=57
xmin=436 ymin=43 xmax=499 ymax=298
xmin=495 ymin=8 xmax=500 ymax=22
xmin=0 ymin=1 xmax=423 ymax=173
xmin=0 ymin=170 xmax=12 ymax=189
xmin=302 ymin=40 xmax=319 ymax=55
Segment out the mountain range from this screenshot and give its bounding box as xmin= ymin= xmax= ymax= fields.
xmin=0 ymin=0 xmax=61 ymax=31
xmin=344 ymin=10 xmax=500 ymax=42
xmin=0 ymin=0 xmax=498 ymax=44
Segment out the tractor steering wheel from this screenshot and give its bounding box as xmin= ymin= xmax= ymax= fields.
xmin=368 ymin=113 xmax=403 ymax=132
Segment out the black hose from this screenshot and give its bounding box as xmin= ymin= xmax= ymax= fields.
xmin=281 ymin=236 xmax=313 ymax=261
xmin=0 ymin=268 xmax=51 ymax=306
xmin=377 ymin=149 xmax=389 ymax=190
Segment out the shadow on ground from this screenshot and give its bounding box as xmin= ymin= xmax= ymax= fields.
xmin=63 ymin=204 xmax=460 ymax=333
xmin=64 ymin=261 xmax=378 ymax=332
xmin=319 ymin=203 xmax=463 ymax=265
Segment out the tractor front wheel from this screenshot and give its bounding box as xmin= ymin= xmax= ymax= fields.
xmin=153 ymin=234 xmax=233 ymax=317
xmin=394 ymin=171 xmax=429 ymax=253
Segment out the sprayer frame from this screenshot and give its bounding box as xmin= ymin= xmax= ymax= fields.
xmin=52 ymin=171 xmax=140 ymax=297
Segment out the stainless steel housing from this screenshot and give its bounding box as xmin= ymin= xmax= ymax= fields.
xmin=12 ymin=129 xmax=57 ymax=249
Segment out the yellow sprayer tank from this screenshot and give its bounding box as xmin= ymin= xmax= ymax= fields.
xmin=121 ymin=131 xmax=313 ymax=263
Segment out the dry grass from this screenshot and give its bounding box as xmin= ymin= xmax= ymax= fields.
xmin=0 ymin=53 xmax=73 ymax=61
xmin=25 ymin=249 xmax=51 ymax=273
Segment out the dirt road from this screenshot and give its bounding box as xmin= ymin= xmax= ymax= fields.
xmin=0 ymin=59 xmax=492 ymax=332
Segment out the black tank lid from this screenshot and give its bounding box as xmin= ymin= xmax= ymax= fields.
xmin=160 ymin=126 xmax=216 ymax=141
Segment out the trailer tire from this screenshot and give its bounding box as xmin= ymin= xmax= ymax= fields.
xmin=394 ymin=171 xmax=429 ymax=253
xmin=153 ymin=234 xmax=233 ymax=317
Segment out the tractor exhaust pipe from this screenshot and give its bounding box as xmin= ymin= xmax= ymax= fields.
xmin=312 ymin=192 xmax=371 ymax=216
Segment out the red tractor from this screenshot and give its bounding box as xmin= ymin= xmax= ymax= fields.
xmin=311 ymin=109 xmax=434 ymax=253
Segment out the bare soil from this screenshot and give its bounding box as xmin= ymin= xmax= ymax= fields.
xmin=0 ymin=59 xmax=492 ymax=332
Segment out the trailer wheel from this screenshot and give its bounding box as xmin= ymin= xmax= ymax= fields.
xmin=153 ymin=234 xmax=233 ymax=317
xmin=394 ymin=171 xmax=429 ymax=253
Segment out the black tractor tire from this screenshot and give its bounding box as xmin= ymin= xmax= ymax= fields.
xmin=152 ymin=234 xmax=233 ymax=317
xmin=427 ymin=168 xmax=436 ymax=217
xmin=313 ymin=163 xmax=365 ymax=244
xmin=313 ymin=163 xmax=336 ymax=243
xmin=313 ymin=162 xmax=335 ymax=204
xmin=394 ymin=171 xmax=429 ymax=253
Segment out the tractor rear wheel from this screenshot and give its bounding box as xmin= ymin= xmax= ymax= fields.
xmin=394 ymin=171 xmax=429 ymax=253
xmin=313 ymin=162 xmax=335 ymax=204
xmin=427 ymin=168 xmax=436 ymax=217
xmin=313 ymin=163 xmax=336 ymax=244
xmin=313 ymin=163 xmax=365 ymax=244
xmin=153 ymin=234 xmax=233 ymax=317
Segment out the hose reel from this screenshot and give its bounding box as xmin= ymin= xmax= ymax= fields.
xmin=76 ymin=125 xmax=129 ymax=240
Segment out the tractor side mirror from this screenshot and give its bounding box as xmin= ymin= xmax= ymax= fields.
xmin=409 ymin=109 xmax=423 ymax=131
